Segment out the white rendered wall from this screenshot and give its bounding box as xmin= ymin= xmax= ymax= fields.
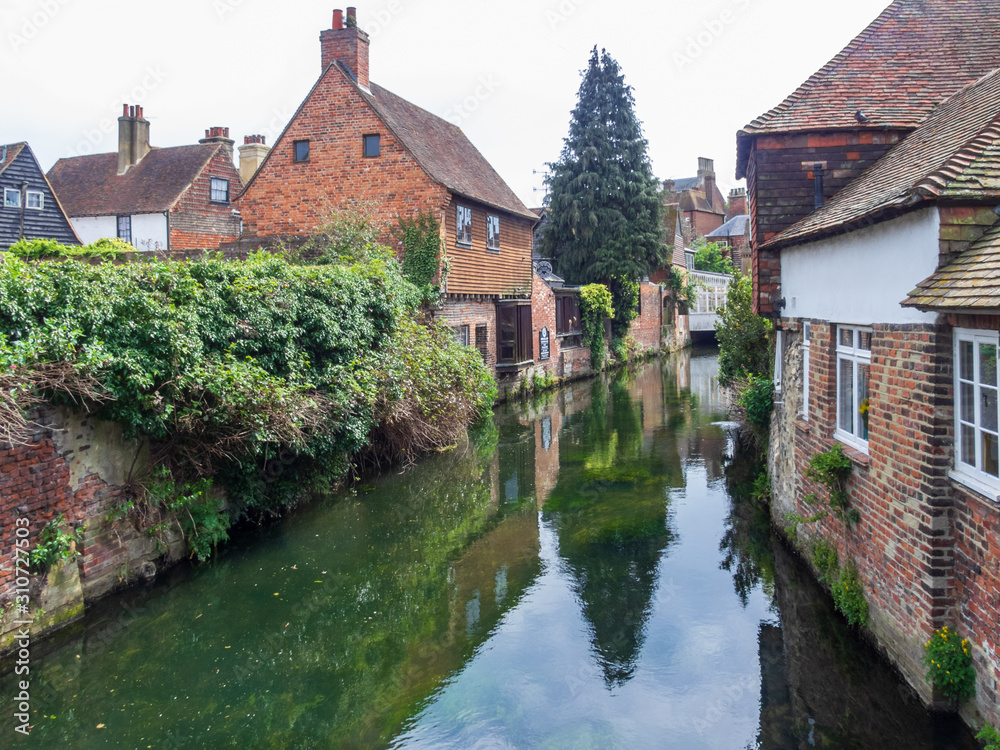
xmin=68 ymin=213 xmax=167 ymax=251
xmin=130 ymin=213 xmax=168 ymax=252
xmin=780 ymin=208 xmax=940 ymax=325
xmin=70 ymin=216 xmax=116 ymax=245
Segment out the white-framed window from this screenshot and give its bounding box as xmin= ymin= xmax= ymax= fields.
xmin=456 ymin=205 xmax=472 ymax=246
xmin=835 ymin=325 xmax=871 ymax=451
xmin=25 ymin=191 xmax=43 ymax=210
xmin=801 ymin=321 xmax=811 ymax=420
xmin=454 ymin=324 xmax=470 ymax=347
xmin=954 ymin=328 xmax=1000 ymax=494
xmin=210 ymin=178 xmax=229 ymax=204
xmin=774 ymin=328 xmax=784 ymax=394
xmin=4 ymin=188 xmax=20 ymax=208
xmin=487 ymin=215 xmax=500 ymax=250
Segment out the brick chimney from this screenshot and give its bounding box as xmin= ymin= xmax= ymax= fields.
xmin=200 ymin=126 xmax=235 ymax=164
xmin=239 ymin=134 xmax=270 ymax=184
xmin=697 ymin=157 xmax=716 ymax=209
xmin=320 ymin=7 xmax=370 ymax=89
xmin=728 ymin=187 xmax=747 ymax=219
xmin=118 ymin=104 xmax=150 ymax=175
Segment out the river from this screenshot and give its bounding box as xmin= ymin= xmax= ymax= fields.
xmin=0 ymin=349 xmax=980 ymax=748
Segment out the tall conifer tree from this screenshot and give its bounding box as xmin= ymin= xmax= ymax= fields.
xmin=542 ymin=47 xmax=665 ymax=340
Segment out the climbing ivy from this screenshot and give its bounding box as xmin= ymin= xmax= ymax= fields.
xmin=579 ymin=283 xmax=614 ymax=370
xmin=803 ymin=443 xmax=858 ymax=524
xmin=394 ymin=211 xmax=443 ymax=304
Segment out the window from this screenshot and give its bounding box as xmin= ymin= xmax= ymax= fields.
xmin=363 ymin=134 xmax=380 ymax=157
xmin=26 ymin=191 xmax=43 ymax=210
xmin=801 ymin=322 xmax=811 ymax=420
xmin=210 ymin=178 xmax=229 ymax=204
xmin=4 ymin=188 xmax=20 ymax=208
xmin=117 ymin=215 xmax=132 ymax=244
xmin=955 ymin=329 xmax=1000 ymax=491
xmin=293 ymin=140 xmax=310 ymax=162
xmin=556 ymin=294 xmax=582 ymax=348
xmin=454 ymin=324 xmax=470 ymax=347
xmin=475 ymin=324 xmax=489 ymax=360
xmin=456 ymin=205 xmax=472 ymax=245
xmin=836 ymin=325 xmax=871 ymax=450
xmin=774 ymin=328 xmax=783 ymax=394
xmin=497 ymin=304 xmax=532 ymax=364
xmin=487 ymin=215 xmax=500 ymax=250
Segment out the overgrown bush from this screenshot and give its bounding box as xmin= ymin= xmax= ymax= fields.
xmin=8 ymin=236 xmax=136 ymax=261
xmin=579 ymin=283 xmax=614 ymax=369
xmin=830 ymin=561 xmax=869 ymax=627
xmin=923 ymin=626 xmax=976 ymax=704
xmin=978 ymin=724 xmax=1000 ymax=750
xmin=29 ymin=514 xmax=85 ymax=572
xmin=692 ymin=241 xmax=735 ymax=275
xmin=715 ymin=271 xmax=772 ymax=387
xmin=804 ymin=443 xmax=858 ymax=524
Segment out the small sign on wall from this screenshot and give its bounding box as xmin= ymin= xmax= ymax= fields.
xmin=539 ymin=326 xmax=550 ymax=360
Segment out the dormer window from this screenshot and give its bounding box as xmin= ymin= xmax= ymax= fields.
xmin=487 ymin=215 xmax=500 ymax=250
xmin=4 ymin=188 xmax=20 ymax=208
xmin=456 ymin=205 xmax=472 ymax=246
xmin=26 ymin=191 xmax=43 ymax=209
xmin=294 ymin=140 xmax=310 ymax=163
xmin=210 ymin=178 xmax=229 ymax=204
xmin=363 ymin=134 xmax=380 ymax=157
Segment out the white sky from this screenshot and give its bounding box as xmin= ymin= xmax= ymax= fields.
xmin=1 ymin=0 xmax=892 ymax=208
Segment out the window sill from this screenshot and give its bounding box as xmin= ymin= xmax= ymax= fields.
xmin=949 ymin=469 xmax=1000 ymax=504
xmin=495 ymin=360 xmax=534 ymax=372
xmin=794 ymin=418 xmax=810 ymax=433
xmin=834 ymin=432 xmax=870 ymax=466
xmin=455 ymin=241 xmax=472 ymax=249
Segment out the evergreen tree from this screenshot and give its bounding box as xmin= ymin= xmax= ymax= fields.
xmin=542 ymin=47 xmax=665 ymax=341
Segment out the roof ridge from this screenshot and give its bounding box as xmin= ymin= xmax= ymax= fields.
xmin=740 ymin=1 xmax=900 ymax=133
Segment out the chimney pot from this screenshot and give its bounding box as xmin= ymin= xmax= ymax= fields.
xmin=333 ymin=9 xmax=344 ymax=29
xmin=346 ymin=6 xmax=357 ymax=24
xmin=123 ymin=103 xmax=129 ymax=117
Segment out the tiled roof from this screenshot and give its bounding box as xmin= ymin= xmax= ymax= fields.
xmin=358 ymin=75 xmax=536 ymax=220
xmin=736 ymin=0 xmax=1000 ymax=177
xmin=678 ymin=188 xmax=725 ymax=216
xmin=764 ymin=68 xmax=1000 ymax=250
xmin=706 ymin=214 xmax=749 ymax=239
xmin=904 ymin=223 xmax=1000 ymax=310
xmin=47 ymin=145 xmax=222 ymax=217
xmin=671 ymin=176 xmax=699 ymax=192
xmin=0 ymin=143 xmax=26 ymax=177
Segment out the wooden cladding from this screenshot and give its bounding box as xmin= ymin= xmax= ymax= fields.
xmin=446 ymin=198 xmax=533 ymax=297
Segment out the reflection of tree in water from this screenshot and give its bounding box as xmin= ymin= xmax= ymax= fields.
xmin=545 ymin=375 xmax=680 ymax=688
xmin=719 ymin=438 xmax=776 ymax=607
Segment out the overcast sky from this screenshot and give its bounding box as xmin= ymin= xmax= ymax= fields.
xmin=2 ymin=0 xmax=892 ymax=208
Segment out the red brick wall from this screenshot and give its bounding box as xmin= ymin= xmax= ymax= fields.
xmin=528 ymin=271 xmax=592 ymax=380
xmin=437 ymin=297 xmax=497 ymax=368
xmin=685 ymin=209 xmax=725 ymax=239
xmin=775 ymin=317 xmax=1000 ymax=724
xmin=629 ymin=281 xmax=663 ymax=352
xmin=170 ymin=146 xmax=243 ymax=251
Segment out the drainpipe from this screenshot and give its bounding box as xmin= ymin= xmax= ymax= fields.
xmin=18 ymin=181 xmax=28 ymax=240
xmin=814 ymin=163 xmax=825 ymax=210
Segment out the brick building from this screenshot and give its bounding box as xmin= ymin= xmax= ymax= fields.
xmin=662 ymin=157 xmax=727 ymax=245
xmin=236 ymin=8 xmax=538 ymax=380
xmin=48 ymin=107 xmax=243 ymax=252
xmin=744 ymin=0 xmax=1000 ymax=730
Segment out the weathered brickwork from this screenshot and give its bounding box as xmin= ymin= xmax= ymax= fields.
xmin=528 ymin=271 xmax=592 ymax=381
xmin=772 ymin=317 xmax=1000 ymax=725
xmin=437 ymin=297 xmax=497 ymax=369
xmin=169 ymin=145 xmax=243 ymax=251
xmin=749 ymin=131 xmax=903 ymax=315
xmin=629 ymin=282 xmax=664 ymax=353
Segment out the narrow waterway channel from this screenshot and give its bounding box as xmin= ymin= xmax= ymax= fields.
xmin=1 ymin=349 xmax=981 ymax=749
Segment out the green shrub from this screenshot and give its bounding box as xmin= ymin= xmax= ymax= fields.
xmin=751 ymin=471 xmax=773 ymax=503
xmin=977 ymin=724 xmax=1000 ymax=750
xmin=810 ymin=539 xmax=839 ymax=583
xmin=805 ymin=444 xmax=858 ymax=523
xmin=692 ymin=241 xmax=735 ymax=275
xmin=7 ymin=237 xmax=136 ymax=260
xmin=738 ymin=375 xmax=774 ymax=432
xmin=715 ymin=271 xmax=772 ymax=387
xmin=830 ymin=561 xmax=869 ymax=627
xmin=579 ymin=283 xmax=614 ymax=369
xmin=29 ymin=514 xmax=85 ymax=572
xmin=144 ymin=466 xmax=228 ymax=562
xmin=923 ymin=626 xmax=976 ymax=704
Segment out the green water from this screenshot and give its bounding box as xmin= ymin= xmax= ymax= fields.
xmin=1 ymin=350 xmax=980 ymax=748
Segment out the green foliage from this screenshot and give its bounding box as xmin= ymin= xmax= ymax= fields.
xmin=289 ymin=204 xmax=389 ymax=266
xmin=715 ymin=271 xmax=772 ymax=388
xmin=145 ymin=466 xmax=228 ymax=562
xmin=29 ymin=514 xmax=85 ymax=572
xmin=8 ymin=236 xmax=136 ymax=260
xmin=692 ymin=241 xmax=735 ymax=275
xmin=394 ymin=211 xmax=442 ymax=305
xmin=751 ymin=470 xmax=772 ymax=503
xmin=977 ymin=723 xmax=1000 ymax=750
xmin=669 ymin=266 xmax=697 ymax=311
xmin=830 ymin=561 xmax=869 ymax=627
xmin=810 ymin=539 xmax=839 ymax=583
xmin=923 ymin=626 xmax=976 ymax=704
xmin=542 ymin=47 xmax=665 ymax=347
xmin=805 ymin=444 xmax=858 ymax=522
xmin=738 ymin=375 xmax=773 ymax=432
xmin=579 ymin=283 xmax=614 ymax=369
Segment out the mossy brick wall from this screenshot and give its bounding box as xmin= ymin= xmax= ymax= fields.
xmin=770 ymin=318 xmax=1000 ymax=726
xmin=629 ymin=282 xmax=664 ymax=353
